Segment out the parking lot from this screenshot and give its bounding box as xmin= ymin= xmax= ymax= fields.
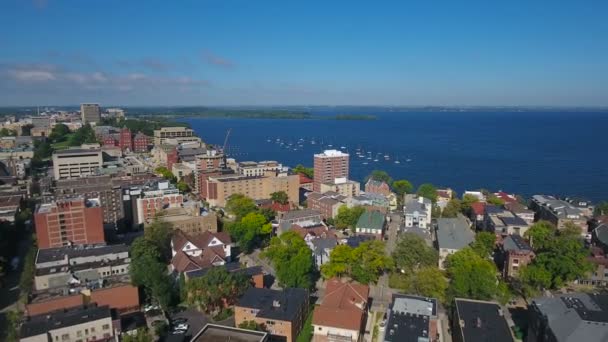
xmin=168 ymin=308 xmax=209 ymax=339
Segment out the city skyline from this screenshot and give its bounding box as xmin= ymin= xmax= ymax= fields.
xmin=1 ymin=0 xmax=607 ymax=106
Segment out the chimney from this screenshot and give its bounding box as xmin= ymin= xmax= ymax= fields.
xmin=272 ymin=300 xmax=281 ymax=308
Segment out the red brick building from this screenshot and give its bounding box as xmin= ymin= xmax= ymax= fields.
xmin=34 ymin=198 xmax=105 ymax=249
xmin=102 ymin=135 xmax=117 ymax=147
xmin=364 ymin=179 xmax=391 ymax=197
xmin=118 ymin=128 xmax=133 ymax=151
xmin=313 ymin=150 xmax=349 ymax=192
xmin=167 ymin=147 xmax=179 ymax=170
xmin=133 ymin=132 xmax=149 ymax=152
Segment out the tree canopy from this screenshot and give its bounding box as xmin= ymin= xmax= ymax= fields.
xmin=416 ymin=183 xmax=438 ymax=202
xmin=486 ymin=195 xmax=505 ymax=207
xmin=595 ymin=201 xmax=608 ymax=216
xmin=144 ymin=219 xmax=173 ymax=261
xmin=392 ymin=233 xmax=438 ymax=272
xmin=321 ymin=240 xmax=392 ymax=284
xmin=186 ymin=267 xmax=250 ymax=313
xmin=293 ymin=164 xmax=314 ymax=179
xmin=390 ymin=266 xmax=448 ymax=303
xmin=366 ymin=170 xmax=393 ymax=184
xmin=48 ymin=123 xmax=70 ymax=142
xmin=263 ymin=231 xmax=314 ymax=289
xmin=392 ymin=180 xmax=413 ymax=203
xmin=524 ymin=221 xmax=557 ymax=251
xmin=228 ymin=212 xmax=272 ymax=253
xmin=441 ymin=199 xmax=461 ymax=218
xmin=334 ymin=205 xmax=365 ymax=231
xmin=270 ymin=191 xmax=289 ymax=205
xmin=154 ymin=166 xmax=177 ymax=183
xmin=226 ymin=194 xmax=258 ymax=219
xmin=445 ymin=247 xmax=502 ymax=301
xmin=68 ymin=123 xmax=97 ymax=146
xmin=470 ymin=232 xmax=496 ymax=259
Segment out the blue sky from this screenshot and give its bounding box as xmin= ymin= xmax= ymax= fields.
xmin=1 ymin=0 xmax=607 ymax=106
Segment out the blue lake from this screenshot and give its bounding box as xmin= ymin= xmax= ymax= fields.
xmin=181 ymin=111 xmax=608 ymax=202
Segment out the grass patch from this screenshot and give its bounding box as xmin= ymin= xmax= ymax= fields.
xmin=212 ymin=308 xmax=233 ymax=321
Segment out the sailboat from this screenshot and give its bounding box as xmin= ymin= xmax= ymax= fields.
xmin=394 ymin=155 xmax=400 ymax=164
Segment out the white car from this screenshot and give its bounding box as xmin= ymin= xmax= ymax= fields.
xmin=174 ymin=323 xmax=189 ymax=331
xmin=143 ymin=304 xmax=160 ymax=312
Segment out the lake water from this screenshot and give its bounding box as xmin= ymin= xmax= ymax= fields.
xmin=181 ymin=111 xmax=608 ymax=202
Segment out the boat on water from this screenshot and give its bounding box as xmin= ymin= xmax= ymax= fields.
xmin=362 ymin=161 xmax=368 ymax=165
xmin=373 ymin=158 xmax=379 ymax=162
xmin=406 ymin=158 xmax=412 ymax=162
xmin=394 ymin=160 xmax=400 ymax=164
xmin=341 ymin=146 xmax=346 ymax=149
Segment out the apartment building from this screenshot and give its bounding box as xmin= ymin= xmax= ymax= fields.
xmin=153 ymin=126 xmax=198 ymax=145
xmin=20 ymin=305 xmax=114 ymax=342
xmin=152 ymin=206 xmax=218 ymax=234
xmin=319 ymin=177 xmax=361 ymax=197
xmin=452 ymin=299 xmax=513 ymax=342
xmin=306 ymin=191 xmax=346 ymax=219
xmin=382 ymin=294 xmax=438 ymax=342
xmin=132 ymin=132 xmax=149 ymax=152
xmin=134 ymin=180 xmax=183 ymax=225
xmin=34 ymin=198 xmax=104 ymax=249
xmin=237 ymin=160 xmax=283 ymax=176
xmin=81 ymin=103 xmax=101 ymax=124
xmin=52 ymin=148 xmax=103 ymax=180
xmin=235 ymin=287 xmax=309 ymax=342
xmin=501 ymin=234 xmax=534 ymax=279
xmin=530 ymin=195 xmax=588 ymax=233
xmin=203 ymin=172 xmax=299 ymax=207
xmin=313 ymin=150 xmax=349 ymax=192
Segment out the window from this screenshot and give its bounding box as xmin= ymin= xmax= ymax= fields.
xmin=85 ymin=328 xmax=88 ymax=335
xmin=61 ymin=334 xmax=70 ymax=341
xmin=102 ymin=324 xmax=110 ymax=330
xmin=77 ymin=331 xmax=82 ymax=337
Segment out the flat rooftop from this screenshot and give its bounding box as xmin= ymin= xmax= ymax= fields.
xmin=36 ymin=244 xmax=129 ymax=264
xmin=21 ymin=305 xmax=111 ymax=338
xmin=191 ymin=324 xmax=268 ymax=342
xmin=454 ymin=298 xmax=513 ymax=342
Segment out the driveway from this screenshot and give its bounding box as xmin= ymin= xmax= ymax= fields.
xmin=385 ymin=212 xmax=402 ymax=254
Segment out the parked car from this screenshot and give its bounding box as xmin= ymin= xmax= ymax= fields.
xmin=171 ymin=318 xmax=188 ymax=325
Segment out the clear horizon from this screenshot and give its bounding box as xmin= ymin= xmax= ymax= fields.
xmin=1 ymin=1 xmax=607 ymax=106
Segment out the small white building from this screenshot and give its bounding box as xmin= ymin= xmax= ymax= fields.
xmin=403 ymin=195 xmax=432 ymax=229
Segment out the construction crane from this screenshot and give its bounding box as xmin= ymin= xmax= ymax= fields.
xmin=222 ymin=128 xmax=232 ymax=166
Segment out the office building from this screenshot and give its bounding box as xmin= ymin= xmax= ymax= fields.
xmin=34 ymin=198 xmax=104 ymax=249
xmin=81 ymin=103 xmax=101 ymax=124
xmin=313 ymin=150 xmax=349 ymax=192
xmin=52 ymin=148 xmax=103 ymax=180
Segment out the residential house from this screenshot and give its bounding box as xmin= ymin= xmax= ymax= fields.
xmin=470 ymin=202 xmax=486 ymax=228
xmin=365 ymin=179 xmax=391 ymax=197
xmin=484 ymin=205 xmax=531 ymax=237
xmin=436 ymin=188 xmax=454 ymax=210
xmin=436 ymin=216 xmax=474 ymax=269
xmin=355 ymin=210 xmax=386 ymax=239
xmin=312 ymin=278 xmax=370 ymax=342
xmin=170 ymin=230 xmax=232 ymax=274
xmin=299 ymin=173 xmax=313 ymax=191
xmin=493 ymin=191 xmax=517 ymax=204
xmin=382 ymin=294 xmax=438 ymax=342
xmin=504 ymin=202 xmax=535 ymax=225
xmin=528 ymin=293 xmax=608 ymax=342
xmin=501 ymin=235 xmax=534 ymax=278
xmin=452 ymin=298 xmax=513 ymax=342
xmin=578 ymin=247 xmax=608 ymax=287
xmin=403 ymin=195 xmax=432 ymax=229
xmin=235 ymin=287 xmax=309 ymax=342
xmin=310 ymin=238 xmax=337 ymax=268
xmin=348 ymin=193 xmax=390 ymax=214
xmin=463 ymin=191 xmax=486 ymax=202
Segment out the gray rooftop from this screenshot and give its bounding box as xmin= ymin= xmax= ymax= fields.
xmin=404 ymin=197 xmax=430 ymax=215
xmin=311 ymin=238 xmax=337 ymax=255
xmin=531 ymin=293 xmax=608 ymax=342
xmin=21 ymin=305 xmax=111 ymax=338
xmin=436 ymin=216 xmax=474 ymax=250
xmin=502 ymin=235 xmax=533 ymax=253
xmin=36 ymin=244 xmax=129 ymax=264
xmin=192 ymin=324 xmax=269 ymax=342
xmin=280 ymin=209 xmax=322 ymax=221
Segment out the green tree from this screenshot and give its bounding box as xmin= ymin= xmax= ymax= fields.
xmin=176 ymin=180 xmax=190 ymax=192
xmin=226 ymin=194 xmax=258 ymax=219
xmin=392 ymin=233 xmax=438 ymax=272
xmin=228 ymin=212 xmax=272 ymax=253
xmin=238 ymin=320 xmax=264 ymax=331
xmin=392 ymin=179 xmax=413 ymax=205
xmin=446 ymin=248 xmax=500 ymax=301
xmin=48 ymin=123 xmax=70 ymax=142
xmin=68 ymin=123 xmax=97 ymax=146
xmin=122 ymin=328 xmax=153 ymax=342
xmin=154 ymin=166 xmax=177 ymax=183
xmin=416 ymin=183 xmax=438 ymax=202
xmin=334 ymin=205 xmax=365 ymax=231
xmin=270 ymin=191 xmax=289 ymax=205
xmin=259 ymin=207 xmax=277 ymax=221
xmin=187 ymin=267 xmax=250 ymax=313
xmin=441 ymin=199 xmax=461 ymax=218
xmin=486 ymin=195 xmax=505 ymax=207
xmin=524 ymin=221 xmax=557 ymax=251
xmin=460 ymin=194 xmax=479 ymax=214
xmin=144 ymin=219 xmax=173 ymax=261
xmin=263 ymin=231 xmax=314 ymax=289
xmin=179 ymin=272 xmax=187 ymax=302
xmin=293 ymin=164 xmax=314 ymax=178
xmin=471 ymin=232 xmax=496 ymax=258
xmin=366 ymin=170 xmax=393 ymax=184
xmin=350 ymin=240 xmax=392 ymax=284
xmin=0 ymin=128 xmax=17 ymax=137
xmin=595 ymin=201 xmax=608 ymax=216
xmin=409 ymin=266 xmax=448 ymax=303
xmin=321 ymin=244 xmax=354 ymax=279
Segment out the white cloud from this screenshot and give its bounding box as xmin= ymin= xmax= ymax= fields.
xmin=9 ymin=69 xmax=55 ymax=82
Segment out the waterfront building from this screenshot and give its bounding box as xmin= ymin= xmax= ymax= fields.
xmin=153 ymin=126 xmax=198 ymax=145
xmin=313 ymin=149 xmax=349 ymax=192
xmin=319 ymin=177 xmax=360 ymax=197
xmin=530 ymin=195 xmax=588 ymax=233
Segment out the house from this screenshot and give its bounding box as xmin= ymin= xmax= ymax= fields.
xmin=436 ymin=216 xmax=474 ymax=269
xmin=312 ymin=278 xmax=370 ymax=342
xmin=463 ymin=191 xmax=486 ymax=202
xmin=365 ymin=179 xmax=391 ymax=197
xmin=278 ymin=209 xmax=323 ymax=228
xmin=578 ymin=247 xmax=608 ymax=287
xmin=494 ymin=191 xmax=517 ymax=204
xmin=235 ymin=288 xmax=309 ymax=342
xmin=355 ymin=210 xmax=386 ymax=238
xmin=403 ymin=195 xmax=432 ymax=229
xmin=484 ymin=205 xmax=530 ymax=236
xmin=342 ymin=235 xmax=375 ymax=248
xmin=452 ymin=298 xmax=513 ymax=342
xmin=256 ymin=199 xmax=294 ymax=215
xmin=499 ymin=215 xmax=530 ymax=236
xmin=504 ymin=202 xmax=535 ymax=225
xmin=501 ymin=235 xmax=534 ymax=278
xmin=310 ymin=238 xmax=338 ymax=268
xmin=381 ymin=294 xmax=438 ymax=342
xmin=348 ymin=193 xmax=390 ymax=212
xmin=470 ymin=202 xmax=486 ymax=227
xmin=528 ymin=293 xmax=608 ymax=342
xmin=436 ymin=188 xmax=454 ymax=210
xmin=299 ymin=173 xmax=313 ymax=191
xmin=170 ymin=230 xmax=232 ymax=274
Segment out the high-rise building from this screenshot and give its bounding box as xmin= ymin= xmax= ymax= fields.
xmin=34 ymin=198 xmax=105 ymax=249
xmin=118 ymin=127 xmax=133 ymax=151
xmin=313 ymin=150 xmax=349 ymax=192
xmin=52 ymin=148 xmax=103 ymax=180
xmin=81 ymin=103 xmax=101 ymax=124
